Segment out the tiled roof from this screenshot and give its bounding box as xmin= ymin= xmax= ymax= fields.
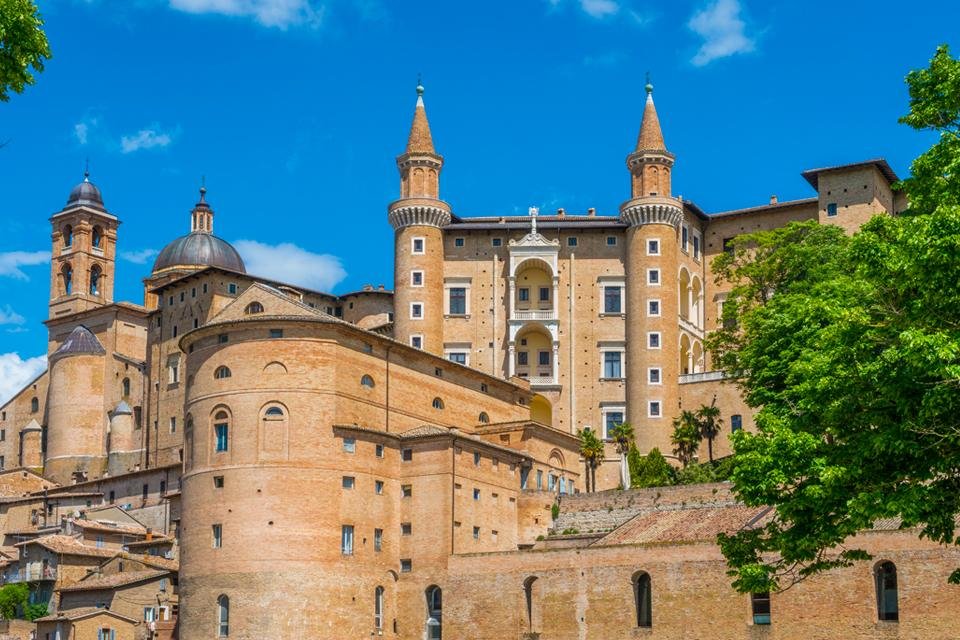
xmin=34 ymin=606 xmax=138 ymax=624
xmin=123 ymin=537 xmax=172 ymax=548
xmin=114 ymin=551 xmax=179 ymax=571
xmin=59 ymin=569 xmax=168 ymax=592
xmin=399 ymin=424 xmax=449 ymax=438
xmin=16 ymin=535 xmax=116 ymax=558
xmin=50 ymin=326 xmax=106 ymax=359
xmin=71 ymin=519 xmax=147 ymax=535
xmin=596 ymin=504 xmax=772 ymax=546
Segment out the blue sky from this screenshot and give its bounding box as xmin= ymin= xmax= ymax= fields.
xmin=0 ymin=0 xmax=956 ymax=400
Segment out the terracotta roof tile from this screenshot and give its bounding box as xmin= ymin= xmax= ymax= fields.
xmin=16 ymin=534 xmax=116 ymax=558
xmin=596 ymin=504 xmax=772 ymax=546
xmin=59 ymin=569 xmax=168 ymax=592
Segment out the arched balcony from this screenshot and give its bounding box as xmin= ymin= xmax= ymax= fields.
xmin=509 ymin=323 xmax=558 ymax=387
xmin=678 ymin=268 xmax=704 ymax=333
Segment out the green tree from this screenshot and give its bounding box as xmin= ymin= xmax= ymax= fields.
xmin=627 ymin=442 xmax=644 ymax=487
xmin=712 ymin=45 xmax=960 ymax=594
xmin=635 ymin=448 xmax=674 ymax=488
xmin=577 ymin=428 xmax=604 ymax=493
xmin=695 ymin=400 xmax=723 ymax=464
xmin=0 ymin=0 xmax=52 ymax=102
xmin=671 ymin=410 xmax=701 ymax=468
xmin=0 ymin=583 xmax=28 ymax=619
xmin=609 ymin=421 xmax=635 ymax=489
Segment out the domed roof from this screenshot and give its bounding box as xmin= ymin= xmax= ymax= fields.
xmin=51 ymin=325 xmax=106 ymax=360
xmin=152 ymin=232 xmax=246 ymax=274
xmin=66 ymin=171 xmax=105 ymax=209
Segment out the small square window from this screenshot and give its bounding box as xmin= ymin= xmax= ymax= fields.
xmin=826 ymin=202 xmax=838 ymax=217
xmin=647 ymin=269 xmax=660 ymax=285
xmin=213 ymin=476 xmax=224 ymax=488
xmin=606 ymin=236 xmax=617 ymax=246
xmin=411 ymin=271 xmax=424 ymax=287
xmin=375 ymin=480 xmax=384 ymax=494
xmin=218 ymin=333 xmax=228 ymax=344
xmin=648 ymin=300 xmax=660 ymax=316
xmin=375 ymin=443 xmax=384 ymax=458
xmin=228 ymin=283 xmax=237 ymax=295
xmin=538 ymin=351 xmax=550 ymax=366
xmin=473 ymin=488 xmax=480 ymax=501
xmin=491 ymin=238 xmax=502 ymax=247
xmin=567 ymin=237 xmax=578 ymax=247
xmin=402 ymin=484 xmax=412 ymax=497
xmin=648 ymin=332 xmax=661 ymax=349
xmin=401 ymin=523 xmax=412 ymax=536
xmin=649 ymin=401 xmax=662 ymax=418
xmin=269 ymin=329 xmax=283 ymax=339
xmin=343 ymin=438 xmax=356 ymax=453
xmin=411 ymin=335 xmax=423 ymax=349
xmin=400 ymin=559 xmax=412 ymax=573
xmin=518 ymin=288 xmax=529 ymax=302
xmin=647 ymin=239 xmax=660 ymax=255
xmin=411 ymin=303 xmax=423 ymax=319
xmin=342 ymin=476 xmax=355 ymax=489
xmin=412 ymin=238 xmax=425 ymax=254
xmin=454 ymin=237 xmax=465 ymax=247
xmin=402 ymin=448 xmax=413 ymax=462
xmin=648 ymin=368 xmax=661 ymax=384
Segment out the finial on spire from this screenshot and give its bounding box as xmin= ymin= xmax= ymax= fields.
xmin=528 ymin=206 xmax=539 ymax=235
xmin=416 ymin=73 xmax=424 ymax=97
xmin=645 ymin=71 xmax=653 ymax=95
xmin=84 ymin=158 xmax=90 ymax=181
xmin=199 ymin=175 xmax=207 ymax=203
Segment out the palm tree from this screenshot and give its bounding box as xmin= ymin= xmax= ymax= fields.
xmin=577 ymin=428 xmax=604 ymax=492
xmin=609 ymin=422 xmax=635 ymax=489
xmin=696 ymin=399 xmax=723 ymax=464
xmin=671 ymin=410 xmax=701 ymax=468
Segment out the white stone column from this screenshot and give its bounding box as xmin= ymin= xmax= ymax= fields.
xmin=508 ymin=342 xmax=516 ymax=378
xmin=552 ymin=277 xmax=560 ymax=320
xmin=552 ymin=342 xmax=559 ymax=384
xmin=508 ymin=277 xmax=516 ymax=321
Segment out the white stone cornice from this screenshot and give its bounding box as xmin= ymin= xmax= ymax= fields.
xmin=387 ymin=199 xmax=452 ymax=230
xmin=618 ymin=197 xmax=683 ymax=228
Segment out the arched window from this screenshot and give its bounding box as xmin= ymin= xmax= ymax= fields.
xmin=264 ymin=406 xmax=284 ymax=417
xmin=217 ymin=594 xmax=229 ymax=636
xmin=478 ymin=412 xmax=489 ymax=424
xmin=214 ymin=410 xmax=229 ymax=453
xmin=62 ymin=264 xmax=73 ymax=295
xmin=875 ymin=561 xmax=899 ymax=621
xmin=121 ymin=378 xmax=130 ymax=398
xmin=63 ymin=225 xmax=73 ymax=248
xmin=425 ymin=586 xmax=442 ymax=640
xmin=244 ymin=301 xmax=264 ymax=315
xmin=92 ymin=226 xmax=103 ymax=249
xmin=90 ymin=265 xmax=102 ymax=296
xmin=361 ymin=375 xmax=375 ymax=389
xmin=30 ymin=397 xmax=39 ymax=413
xmin=432 ymin=397 xmax=444 ymax=410
xmin=633 ymin=571 xmax=652 ymax=628
xmin=214 ymin=366 xmax=232 ymax=380
xmin=523 ymin=576 xmax=540 ymax=633
xmin=374 ymin=586 xmax=385 ymax=632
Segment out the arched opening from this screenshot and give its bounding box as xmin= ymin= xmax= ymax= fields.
xmin=92 ymin=225 xmax=103 ymax=249
xmin=412 ymin=167 xmax=425 ymax=195
xmin=633 ymin=571 xmax=652 ymax=628
xmin=30 ymin=397 xmax=39 ymax=413
xmin=121 ymin=378 xmax=130 ymax=398
xmin=61 ymin=263 xmax=73 ymax=296
xmin=691 ymin=275 xmax=703 ymax=327
xmin=647 ymin=165 xmax=659 ymax=196
xmin=374 ymin=586 xmax=385 ymax=632
xmin=692 ymin=341 xmax=704 ymax=374
xmin=678 ymin=268 xmax=691 ymax=321
xmin=514 ymin=259 xmax=554 ymax=312
xmin=515 ymin=324 xmax=553 ymax=382
xmin=432 ymin=397 xmax=445 ymax=410
xmin=213 ymin=409 xmax=230 ymax=453
xmin=522 ymin=576 xmax=541 ymax=633
xmin=263 ymin=361 xmax=287 ymax=374
xmin=425 ymin=585 xmax=442 ymax=639
xmin=261 ymin=404 xmax=287 ymax=456
xmin=214 ymin=366 xmax=232 ymax=380
xmin=361 ymin=374 xmax=375 ymax=389
xmin=63 ymin=224 xmax=73 ymax=248
xmin=875 ymin=561 xmax=899 ymax=621
xmin=530 ymin=394 xmax=552 ymax=426
xmin=244 ymin=301 xmax=264 ymax=315
xmin=478 ymin=412 xmax=489 ymax=424
xmin=89 ymin=265 xmax=102 ymax=296
xmin=679 ymin=334 xmax=692 ymax=376
xmin=217 ymin=594 xmax=229 ymax=636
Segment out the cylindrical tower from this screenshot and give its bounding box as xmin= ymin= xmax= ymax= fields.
xmin=45 ymin=325 xmax=108 ymax=483
xmin=107 ymin=401 xmax=139 ymax=476
xmin=19 ymin=420 xmax=43 ymax=469
xmin=622 ymin=82 xmax=684 ymax=455
xmin=389 ymin=82 xmax=451 ymax=355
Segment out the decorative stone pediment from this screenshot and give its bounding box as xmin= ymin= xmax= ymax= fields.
xmin=508 ymin=231 xmax=560 ymax=248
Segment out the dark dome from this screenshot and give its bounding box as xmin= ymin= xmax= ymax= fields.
xmin=152 ymin=232 xmax=246 ymax=274
xmin=66 ymin=173 xmax=104 ymax=209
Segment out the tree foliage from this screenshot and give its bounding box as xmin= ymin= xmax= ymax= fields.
xmin=671 ymin=410 xmax=700 ymax=468
xmin=696 ymin=400 xmax=722 ymax=463
xmin=577 ymin=428 xmax=604 ymax=493
xmin=0 ymin=583 xmax=28 ymax=619
xmin=712 ymin=45 xmax=960 ymax=594
xmin=0 ymin=0 xmax=51 ymax=102
xmin=633 ymin=448 xmax=674 ymax=488
xmin=609 ymin=421 xmax=635 ymax=488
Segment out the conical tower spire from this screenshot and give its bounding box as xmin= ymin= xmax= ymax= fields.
xmin=406 ymin=78 xmax=436 ymax=155
xmin=635 ymin=80 xmax=666 ymax=151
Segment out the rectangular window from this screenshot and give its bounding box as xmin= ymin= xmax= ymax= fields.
xmin=228 ymin=283 xmax=238 ymax=294
xmin=648 ymin=367 xmax=661 ymax=384
xmin=341 ymin=525 xmax=354 ymax=555
xmin=752 ymin=592 xmax=771 ymax=625
xmin=722 ymin=237 xmax=735 ymax=255
xmin=401 ymin=448 xmax=413 ymax=462
xmin=603 ymin=351 xmax=622 ymax=379
xmin=548 ymin=474 xmax=556 ymax=491
xmin=448 ymin=287 xmax=467 ymax=315
xmin=375 ymin=480 xmax=384 ymax=494
xmin=538 ymin=287 xmax=550 ymax=302
xmin=448 ymin=352 xmax=467 ymax=365
xmin=826 ymin=202 xmax=838 ymax=217
xmin=473 ymin=526 xmax=480 ymax=540
xmin=647 ymin=269 xmax=660 ymax=285
xmin=412 ymin=237 xmax=425 ymax=254
xmin=473 ymin=488 xmax=480 ymax=501
xmin=567 ymin=237 xmax=578 ymax=247
xmin=374 ymin=528 xmax=383 ymax=552
xmin=648 ymin=332 xmax=661 ymax=349
xmin=109 ymin=490 xmax=116 ymax=503
xmin=682 ymin=225 xmax=689 ymax=252
xmin=342 ymin=476 xmax=355 ymax=489
xmin=215 ymin=423 xmax=228 ymax=452
xmin=648 ymin=401 xmax=662 ymax=418
xmin=96 ymin=535 xmax=104 ymax=548
xmin=142 ymin=483 xmax=149 ymax=500
xmin=606 ymin=236 xmax=617 ymax=246
xmin=473 ymin=451 xmax=481 ymax=466
xmin=517 ymin=351 xmax=529 ymax=366
xmin=212 ymin=524 xmax=222 ymax=548
xmin=648 ymin=299 xmax=660 ymax=316
xmin=400 ymin=559 xmax=412 ymax=573
xmin=401 ymin=484 xmax=412 ymax=497
xmin=604 ymin=411 xmax=624 ymax=440
xmin=536 ymin=469 xmax=543 ymax=490
xmin=214 ymin=476 xmax=224 ymax=488
xmin=538 ymin=350 xmax=550 ymax=366
xmin=375 ymin=443 xmax=384 ymax=458
xmin=343 ymin=437 xmax=356 ymax=453
xmin=269 ymin=329 xmax=283 ymax=339
xmin=401 ymin=523 xmax=412 ymax=536
xmin=0 ymin=429 xmax=4 ymax=441
xmin=454 ymin=237 xmax=465 ymax=247
xmin=411 ymin=303 xmax=423 ymax=319
xmin=411 ymin=335 xmax=423 ymax=349
xmin=604 ymin=286 xmax=622 ymax=314
xmin=203 ymin=283 xmax=208 ymax=294
xmin=218 ymin=333 xmax=228 ymax=344
xmin=693 ymin=234 xmax=701 ymax=260
xmin=731 ymin=415 xmax=743 ymax=432
xmin=169 ymin=417 xmax=176 ymax=433
xmin=411 ymin=271 xmax=424 ymax=287
xmin=647 ymin=239 xmax=660 ymax=255
xmin=518 ymin=287 xmax=529 ymax=302
xmin=491 ymin=238 xmax=502 ymax=247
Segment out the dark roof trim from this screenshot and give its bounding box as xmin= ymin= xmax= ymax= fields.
xmin=708 ymin=197 xmax=818 ymax=220
xmin=801 ymin=158 xmax=899 ymax=189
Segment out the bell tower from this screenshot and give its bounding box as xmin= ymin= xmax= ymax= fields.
xmin=388 ymin=81 xmax=452 ymax=354
xmin=49 ymin=170 xmax=119 ymax=319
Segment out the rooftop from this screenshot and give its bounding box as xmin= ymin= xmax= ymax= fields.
xmin=59 ymin=569 xmax=169 ymax=593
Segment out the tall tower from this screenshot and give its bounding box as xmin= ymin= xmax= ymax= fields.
xmin=388 ymin=81 xmax=451 ymax=354
xmin=620 ymin=81 xmax=683 ymax=455
xmin=49 ymin=170 xmax=119 ymax=319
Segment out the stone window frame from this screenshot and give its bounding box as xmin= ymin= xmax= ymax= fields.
xmin=646 ymin=238 xmax=661 ymax=256
xmin=411 ymin=237 xmax=425 ymax=255
xmin=599 ymin=342 xmax=626 ymax=381
xmin=647 ymin=367 xmax=662 ymax=386
xmin=647 ymin=400 xmax=662 ymax=418
xmin=444 ymin=277 xmax=472 ymax=317
xmin=600 ymin=403 xmax=626 ymax=440
xmin=647 ymin=298 xmax=661 ymax=317
xmin=411 ymin=270 xmax=424 ymax=287
xmin=410 ymin=302 xmax=424 ymax=320
xmin=646 ymin=268 xmax=661 ymax=286
xmin=647 ymin=332 xmax=662 ymax=350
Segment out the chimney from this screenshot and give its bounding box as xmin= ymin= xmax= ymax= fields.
xmin=770 ymin=195 xmax=778 ymax=205
xmin=587 ymin=207 xmax=596 ymax=217
xmin=362 ymin=284 xmax=373 ymax=291
xmin=146 ymin=527 xmax=153 ymax=541
xmin=378 ymin=284 xmax=385 ymax=291
xmin=556 ymin=207 xmax=565 ymax=217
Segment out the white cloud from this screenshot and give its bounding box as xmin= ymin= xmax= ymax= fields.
xmin=579 ymin=0 xmax=619 ymax=18
xmin=120 ymin=248 xmax=159 ymax=265
xmin=0 ymin=306 xmax=25 ymax=326
xmin=232 ymin=240 xmax=347 ymax=292
xmin=688 ymin=0 xmax=755 ymax=66
xmin=168 ymin=0 xmax=324 ymax=29
xmin=74 ymin=122 xmax=89 ymax=145
xmin=0 ymin=353 xmax=47 ymax=406
xmin=120 ymin=127 xmax=174 ymax=154
xmin=0 ymin=251 xmax=50 ymax=280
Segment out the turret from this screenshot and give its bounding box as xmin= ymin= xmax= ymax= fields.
xmin=388 ymin=81 xmax=451 ymax=354
xmin=619 ymin=81 xmax=683 ymax=455
xmin=107 ymin=400 xmax=139 ymax=476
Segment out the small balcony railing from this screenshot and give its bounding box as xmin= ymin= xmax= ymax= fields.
xmin=526 ymin=375 xmax=557 ymax=387
xmin=511 ymin=308 xmax=556 ymax=322
xmin=678 ymin=371 xmax=726 ymax=384
xmin=8 ymin=566 xmax=56 ymax=583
